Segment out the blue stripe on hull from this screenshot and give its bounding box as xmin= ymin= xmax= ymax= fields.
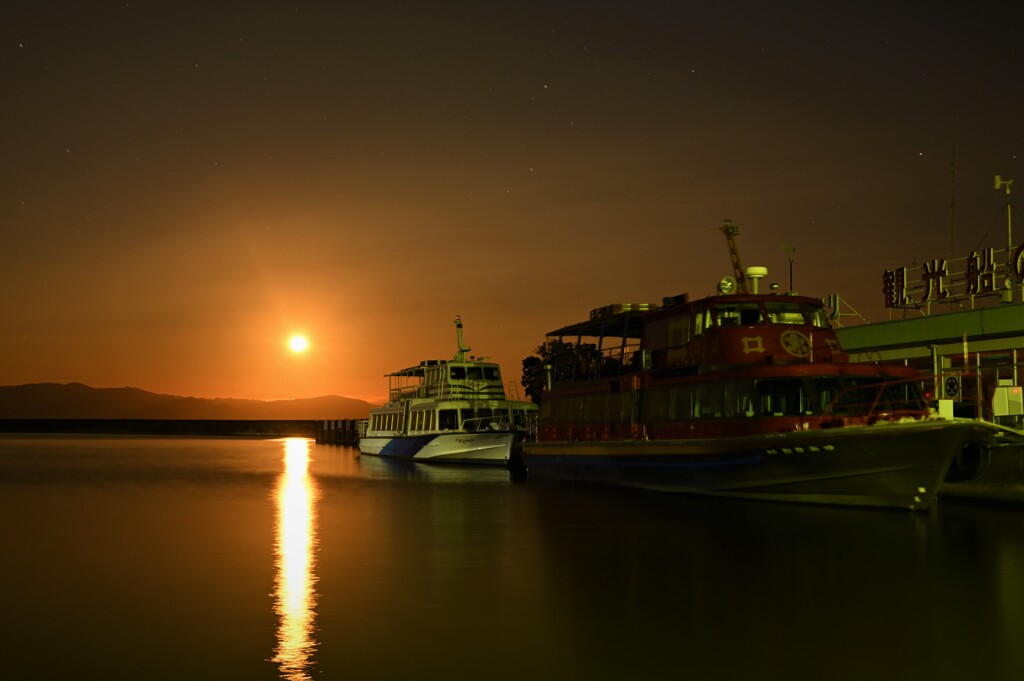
xmin=379 ymin=435 xmax=438 ymax=459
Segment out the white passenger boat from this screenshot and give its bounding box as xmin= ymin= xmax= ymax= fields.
xmin=359 ymin=317 xmax=538 ymax=465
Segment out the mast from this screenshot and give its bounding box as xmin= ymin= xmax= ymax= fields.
xmin=453 ymin=315 xmax=471 ymax=362
xmin=719 ymin=220 xmax=748 ymax=293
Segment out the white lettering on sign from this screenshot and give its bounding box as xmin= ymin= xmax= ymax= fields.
xmin=883 ymin=242 xmax=1024 ymax=308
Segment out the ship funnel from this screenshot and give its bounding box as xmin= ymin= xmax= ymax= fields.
xmin=745 ymin=266 xmax=768 ymax=294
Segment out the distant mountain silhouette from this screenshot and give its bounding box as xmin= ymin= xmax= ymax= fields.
xmin=0 ymin=383 xmax=376 ymax=420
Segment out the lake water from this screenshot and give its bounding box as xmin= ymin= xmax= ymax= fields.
xmin=1 ymin=435 xmax=1022 ymax=681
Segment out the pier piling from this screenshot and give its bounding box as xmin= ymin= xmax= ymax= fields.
xmin=314 ymin=418 xmax=365 ymax=445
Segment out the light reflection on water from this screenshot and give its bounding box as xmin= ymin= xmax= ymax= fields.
xmin=0 ymin=436 xmax=1022 ymax=680
xmin=271 ymin=438 xmax=319 ymax=680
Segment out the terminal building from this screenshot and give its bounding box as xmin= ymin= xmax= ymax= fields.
xmin=834 ymin=238 xmax=1024 ymax=428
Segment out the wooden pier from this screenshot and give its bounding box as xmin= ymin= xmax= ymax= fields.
xmin=315 ymin=418 xmax=366 ymax=445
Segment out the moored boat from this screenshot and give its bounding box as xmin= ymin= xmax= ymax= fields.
xmin=514 ymin=222 xmax=1020 ymax=509
xmin=359 ymin=317 xmax=538 ymax=465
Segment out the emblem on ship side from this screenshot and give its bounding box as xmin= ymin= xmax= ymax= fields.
xmin=741 ymin=336 xmax=765 ymax=354
xmin=780 ymin=330 xmax=811 ymax=358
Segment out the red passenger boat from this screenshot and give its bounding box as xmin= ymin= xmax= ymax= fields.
xmin=515 ymin=223 xmax=1019 ymax=509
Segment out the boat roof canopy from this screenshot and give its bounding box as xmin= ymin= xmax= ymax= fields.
xmin=386 ymin=359 xmax=443 ymax=378
xmin=546 ymin=312 xmax=647 ymax=340
xmin=386 ymin=358 xmax=499 ymax=378
xmin=546 ymin=292 xmax=829 ymax=340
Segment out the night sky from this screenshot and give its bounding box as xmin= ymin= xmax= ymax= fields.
xmin=3 ymin=2 xmax=1022 ymax=402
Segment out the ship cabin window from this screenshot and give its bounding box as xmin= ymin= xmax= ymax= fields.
xmin=713 ymin=303 xmax=763 ymax=327
xmin=765 ymin=302 xmax=830 ymax=328
xmin=511 ymin=407 xmax=529 ymax=428
xmin=439 ymin=409 xmax=459 ymax=431
xmin=756 ymin=379 xmax=810 ymax=416
xmin=640 ymin=376 xmax=926 ymax=422
xmin=815 ymin=377 xmax=926 ymax=415
xmin=447 ymin=365 xmax=501 ymax=382
xmin=547 ymin=391 xmax=631 ymax=424
xmin=376 ymin=411 xmax=404 ymax=432
xmin=694 ymin=305 xmax=710 ymax=335
xmin=410 ymin=410 xmax=435 ymax=432
xmin=668 ymin=315 xmax=691 ymax=346
xmin=463 ymin=407 xmax=495 ymax=432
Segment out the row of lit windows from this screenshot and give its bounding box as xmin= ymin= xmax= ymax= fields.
xmin=639 ymin=301 xmax=833 ymax=355
xmin=645 ymin=380 xmax=810 ymax=420
xmin=543 ymin=391 xmax=635 ymax=424
xmin=560 ymin=303 xmax=832 ymax=382
xmin=542 ymin=377 xmax=923 ymax=423
xmin=423 ymin=365 xmax=502 ymax=383
xmin=369 ymin=405 xmax=536 ymax=433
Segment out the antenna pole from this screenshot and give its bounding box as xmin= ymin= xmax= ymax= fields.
xmin=454 ymin=315 xmax=471 ymax=362
xmin=949 ymin=145 xmax=956 ymax=256
xmin=780 ymin=244 xmax=796 ymax=292
xmin=1007 ymin=181 xmax=1013 ymax=254
xmin=995 ymin=175 xmax=1014 ymax=261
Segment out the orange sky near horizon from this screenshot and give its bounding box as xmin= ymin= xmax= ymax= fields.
xmin=2 ymin=3 xmax=1021 ymax=404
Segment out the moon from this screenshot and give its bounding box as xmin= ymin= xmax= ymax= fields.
xmin=289 ymin=335 xmax=309 ymax=353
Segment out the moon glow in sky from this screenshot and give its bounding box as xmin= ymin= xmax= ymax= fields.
xmin=1 ymin=3 xmax=1020 ymax=402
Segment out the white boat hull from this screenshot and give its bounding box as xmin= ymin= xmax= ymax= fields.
xmin=359 ymin=432 xmax=519 ymax=465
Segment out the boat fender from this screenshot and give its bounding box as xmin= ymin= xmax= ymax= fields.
xmin=944 ymin=441 xmax=989 ymax=483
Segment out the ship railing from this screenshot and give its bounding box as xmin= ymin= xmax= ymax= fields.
xmin=821 ymin=376 xmax=933 ymax=424
xmin=439 ymin=385 xmax=507 ymax=400
xmin=569 ymin=344 xmax=644 ymax=381
xmin=426 ymin=379 xmax=508 ymax=401
xmin=462 ymin=416 xmax=518 ymax=433
xmin=922 ymin=370 xmax=994 ymax=421
xmin=389 ymin=385 xmax=422 ymax=402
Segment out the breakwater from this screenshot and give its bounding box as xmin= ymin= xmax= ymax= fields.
xmin=0 ymin=419 xmax=366 ymax=444
xmin=0 ymin=419 xmax=316 ymax=437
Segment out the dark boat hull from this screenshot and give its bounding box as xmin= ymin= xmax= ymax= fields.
xmin=519 ymin=419 xmax=1002 ymax=510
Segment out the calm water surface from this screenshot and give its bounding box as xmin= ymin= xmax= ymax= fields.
xmin=1 ymin=435 xmax=1022 ymax=680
